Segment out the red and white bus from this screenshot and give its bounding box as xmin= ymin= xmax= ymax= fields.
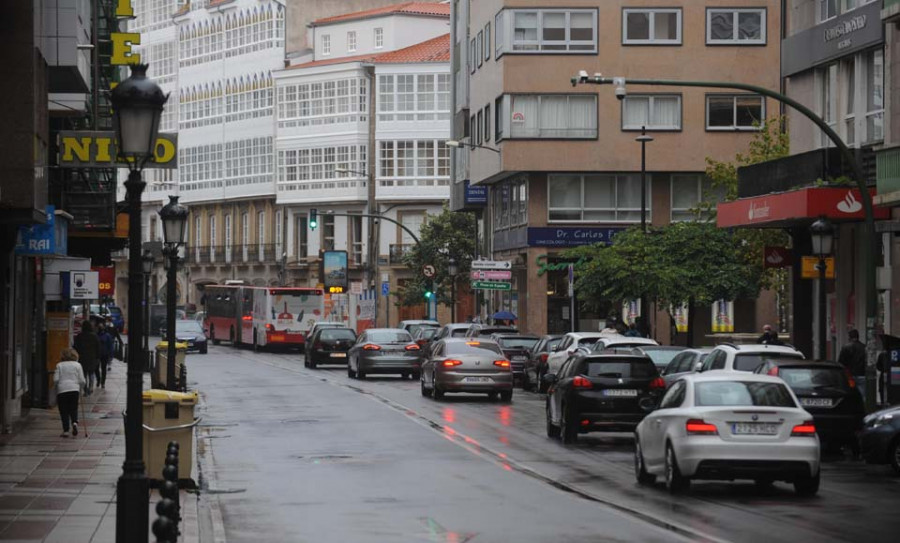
xmin=204 ymin=285 xmax=325 ymax=350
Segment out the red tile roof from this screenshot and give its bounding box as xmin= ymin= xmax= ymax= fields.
xmin=371 ymin=34 xmax=450 ymax=64
xmin=287 ymin=53 xmax=379 ymax=70
xmin=311 ymin=2 xmax=450 ymax=26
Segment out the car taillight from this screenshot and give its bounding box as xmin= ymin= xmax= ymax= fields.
xmin=685 ymin=419 xmax=718 ymax=435
xmin=266 ymin=324 xmax=275 ymax=332
xmin=767 ymin=366 xmax=780 ymax=377
xmin=844 ymin=368 xmax=857 ymax=388
xmin=649 ymin=377 xmax=665 ymax=389
xmin=417 ymin=339 xmax=427 ymax=346
xmin=791 ymin=421 xmax=817 ymax=436
xmin=494 ymin=360 xmax=510 ymax=368
xmin=442 ymin=359 xmax=463 ymax=367
xmin=540 ymin=353 xmax=549 ymax=363
xmin=363 ymin=344 xmax=381 ymax=351
xmin=405 ymin=344 xmax=421 ymax=351
xmin=572 ymin=376 xmax=592 ymax=389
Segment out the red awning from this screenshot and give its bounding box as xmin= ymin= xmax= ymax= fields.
xmin=717 ymin=187 xmax=889 ymax=228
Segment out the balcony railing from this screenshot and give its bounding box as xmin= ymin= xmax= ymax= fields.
xmin=186 ymin=244 xmax=282 ymax=264
xmin=389 ymin=244 xmax=414 ymax=265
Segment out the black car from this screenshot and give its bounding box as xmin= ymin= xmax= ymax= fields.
xmin=490 ymin=333 xmax=540 ymax=386
xmin=162 ymin=320 xmax=208 ymax=354
xmin=306 ymin=327 xmax=358 ymax=369
xmin=859 ymin=404 xmax=900 ymax=473
xmin=755 ymin=360 xmax=864 ymax=451
xmin=544 ymin=353 xmax=665 ymax=444
xmin=525 ymin=335 xmax=564 ymax=393
xmin=465 ymin=324 xmax=517 ymax=338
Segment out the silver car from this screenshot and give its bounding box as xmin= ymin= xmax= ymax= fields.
xmin=420 ymin=338 xmax=514 ymax=402
xmin=347 ymin=328 xmax=422 ymax=380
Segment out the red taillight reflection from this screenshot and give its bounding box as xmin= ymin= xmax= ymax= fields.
xmin=767 ymin=366 xmax=780 ymax=377
xmin=649 ymin=377 xmax=666 ymax=389
xmin=540 ymin=353 xmax=549 ymax=363
xmin=572 ymin=376 xmax=592 ymax=389
xmin=363 ymin=344 xmax=381 ymax=351
xmin=442 ymin=359 xmax=463 ymax=367
xmin=266 ymin=324 xmax=275 ymax=332
xmin=685 ymin=419 xmax=718 ymax=435
xmin=405 ymin=344 xmax=420 ymax=351
xmin=791 ymin=421 xmax=817 ymax=436
xmin=844 ymin=368 xmax=857 ymax=388
xmin=493 ymin=360 xmax=511 ymax=368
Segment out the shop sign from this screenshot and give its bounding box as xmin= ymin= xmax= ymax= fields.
xmin=15 ymin=205 xmax=67 ymax=256
xmin=717 ymin=187 xmax=889 ymax=228
xmin=527 ymin=227 xmax=623 ymax=248
xmin=464 ymin=181 xmax=487 ymax=205
xmin=92 ymin=266 xmax=116 ymax=296
xmin=536 ymin=255 xmax=586 ymax=277
xmin=62 ymin=271 xmax=100 ymax=300
xmin=58 ymin=131 xmax=178 ymax=169
xmin=801 ymin=256 xmax=835 ymax=279
xmin=763 ymin=247 xmax=792 ymax=269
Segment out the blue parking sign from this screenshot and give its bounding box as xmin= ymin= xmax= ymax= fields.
xmin=381 ymin=282 xmax=390 ymax=296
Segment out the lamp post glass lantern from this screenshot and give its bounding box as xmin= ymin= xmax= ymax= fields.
xmin=159 ymin=196 xmax=188 ymax=392
xmin=810 ymin=217 xmax=834 ymax=361
xmin=110 ymin=63 xmax=168 ymax=543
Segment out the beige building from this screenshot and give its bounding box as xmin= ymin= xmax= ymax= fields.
xmin=451 ymin=0 xmax=782 ymax=342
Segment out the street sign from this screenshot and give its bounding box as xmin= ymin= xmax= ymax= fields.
xmin=422 ymin=264 xmax=436 ymax=278
xmin=381 ymin=282 xmax=390 ymax=296
xmin=471 ymin=281 xmax=512 ymax=291
xmin=471 ymin=259 xmax=512 ymax=270
xmin=469 ymin=270 xmax=512 ymax=281
xmin=800 ymin=256 xmax=835 ymax=279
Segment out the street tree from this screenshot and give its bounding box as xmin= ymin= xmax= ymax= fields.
xmin=396 ymin=207 xmax=476 ymax=307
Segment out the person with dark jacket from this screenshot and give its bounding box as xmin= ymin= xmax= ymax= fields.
xmin=757 ymin=324 xmax=784 ymax=345
xmin=97 ymin=322 xmax=114 ymax=388
xmin=74 ymin=321 xmax=101 ymax=396
xmin=838 ymin=329 xmax=867 ymax=397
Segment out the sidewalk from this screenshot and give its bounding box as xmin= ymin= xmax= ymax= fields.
xmin=0 ymin=360 xmax=200 ymax=542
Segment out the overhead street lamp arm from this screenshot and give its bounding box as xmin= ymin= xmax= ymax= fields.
xmin=446 ymin=140 xmax=501 ymax=154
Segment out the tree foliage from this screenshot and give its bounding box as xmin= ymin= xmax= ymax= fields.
xmin=395 ymin=207 xmax=476 ymax=306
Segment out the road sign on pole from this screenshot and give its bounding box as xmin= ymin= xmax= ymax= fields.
xmin=470 ymin=270 xmax=512 ymax=281
xmin=381 ymin=282 xmax=390 ymax=296
xmin=471 ymin=260 xmax=512 ymax=270
xmin=422 ymin=264 xmax=436 ymax=278
xmin=471 ymin=281 xmax=512 ymax=291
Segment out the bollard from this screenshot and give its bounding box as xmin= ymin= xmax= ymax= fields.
xmin=152 ymin=516 xmax=176 ymax=543
xmin=163 ymin=442 xmax=181 ymax=535
xmin=155 ymin=498 xmax=177 ymax=521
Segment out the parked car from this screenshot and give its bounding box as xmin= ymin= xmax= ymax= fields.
xmin=525 ymin=334 xmax=564 ymax=393
xmin=544 ymin=353 xmax=665 ymax=443
xmin=631 ymin=345 xmax=685 ymax=371
xmin=859 ymin=404 xmax=900 ymax=473
xmin=699 ymin=343 xmax=805 ymax=373
xmin=588 ymin=335 xmax=660 ymax=354
xmin=633 ymin=372 xmax=821 ymax=495
xmin=306 ymin=327 xmax=358 ymax=369
xmin=305 ymin=321 xmax=346 ymax=343
xmin=755 ymin=360 xmax=864 ymax=452
xmin=399 ymin=319 xmax=440 ymax=337
xmin=420 ymin=338 xmax=513 ymax=402
xmin=347 ymin=328 xmax=422 ymax=380
xmin=465 ymin=324 xmax=517 ymax=338
xmin=490 ymin=333 xmax=539 ymax=386
xmin=413 ymin=326 xmax=438 ymax=348
xmin=661 ymin=348 xmax=713 ymax=388
xmin=161 ymin=320 xmax=208 ymax=354
xmin=545 ymin=332 xmax=605 ymax=376
xmin=432 ymin=323 xmax=472 ymax=342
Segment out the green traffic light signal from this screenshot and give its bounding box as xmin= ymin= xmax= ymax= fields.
xmin=309 ymin=208 xmax=318 ymax=230
xmin=424 ymin=290 xmax=433 ymax=299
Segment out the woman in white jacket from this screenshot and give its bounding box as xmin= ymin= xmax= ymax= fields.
xmin=54 ymin=348 xmax=86 ymax=437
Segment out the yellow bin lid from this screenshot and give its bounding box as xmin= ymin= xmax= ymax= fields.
xmin=142 ymin=389 xmax=198 ymax=404
xmin=156 ymin=341 xmax=188 ymax=350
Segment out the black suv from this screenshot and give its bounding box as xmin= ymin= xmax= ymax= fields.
xmin=490 ymin=333 xmax=540 ymax=385
xmin=544 ymin=353 xmax=665 ymax=444
xmin=754 ymin=359 xmax=864 ymax=452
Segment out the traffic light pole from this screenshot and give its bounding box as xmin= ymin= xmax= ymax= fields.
xmin=309 ymin=211 xmax=420 ymax=244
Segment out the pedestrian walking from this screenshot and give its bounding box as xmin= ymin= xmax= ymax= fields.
xmin=54 ymin=348 xmax=85 ymax=438
xmin=624 ymin=323 xmax=641 ymax=337
xmin=74 ymin=320 xmax=101 ymax=396
xmin=756 ymin=324 xmax=784 ymax=345
xmin=106 ymin=316 xmax=123 ymax=361
xmin=838 ymin=329 xmax=867 ymax=398
xmin=97 ymin=322 xmax=114 ymax=388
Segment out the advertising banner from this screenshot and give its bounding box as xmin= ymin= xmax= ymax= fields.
xmin=323 ymin=251 xmax=349 ymax=293
xmin=711 ymin=300 xmax=735 ymax=333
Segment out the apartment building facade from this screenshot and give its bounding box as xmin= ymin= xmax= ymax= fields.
xmin=451 ymin=0 xmax=782 ymax=343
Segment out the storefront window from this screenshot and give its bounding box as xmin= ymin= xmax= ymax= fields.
xmin=492 ymin=178 xmax=528 ymax=230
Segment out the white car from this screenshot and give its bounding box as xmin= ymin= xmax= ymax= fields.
xmin=590 ymin=335 xmax=660 ymax=353
xmin=634 ymin=372 xmax=820 ymax=495
xmin=545 ymin=332 xmax=606 ymax=375
xmin=700 ymin=343 xmax=804 ymax=373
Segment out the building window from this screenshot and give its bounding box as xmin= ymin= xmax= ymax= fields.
xmin=866 ymin=48 xmax=884 ymax=143
xmin=377 ymin=74 xmax=450 ymax=121
xmin=296 ymin=215 xmax=308 ymax=259
xmin=843 ymin=58 xmax=856 ymax=146
xmin=498 ymin=94 xmax=597 ymax=139
xmin=241 ymin=213 xmax=249 ymax=247
xmin=622 ymin=95 xmax=681 ymax=130
xmin=347 ymin=31 xmax=357 ymax=52
xmin=209 ymin=216 xmax=217 ymax=250
xmin=548 ymin=173 xmax=649 ymax=222
xmin=278 ymin=77 xmax=368 ymax=128
xmin=623 ymin=9 xmax=681 ymax=45
xmin=492 ymin=178 xmax=528 ymax=230
xmin=495 ymin=9 xmax=598 ymax=54
xmin=484 ymin=104 xmax=491 ymax=142
xmin=476 ymin=110 xmax=483 ymax=145
xmin=477 ymin=30 xmax=484 ymax=67
xmin=322 ymin=34 xmax=331 ymax=55
xmin=706 ymin=94 xmax=764 ymax=130
xmin=379 ymin=140 xmax=450 ymax=186
xmin=818 ymin=64 xmax=838 ymax=147
xmin=224 ymin=214 xmax=232 ymax=251
xmin=819 ymin=0 xmax=839 ymax=21
xmin=194 ymin=216 xmax=202 ymax=246
xmin=322 ymin=215 xmax=335 ymax=251
xmin=257 ymin=211 xmax=265 ymax=245
xmin=484 ymin=23 xmax=491 ymax=61
xmin=275 ymin=210 xmax=283 ymax=255
xmin=374 ymin=27 xmax=384 ymax=48
xmin=349 ymin=213 xmax=363 ymax=265
xmin=670 ymin=174 xmax=724 ymax=221
xmin=706 ymin=8 xmax=766 ymax=45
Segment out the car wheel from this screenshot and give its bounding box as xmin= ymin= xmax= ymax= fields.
xmin=499 ymin=390 xmax=513 ymax=403
xmin=890 ymin=438 xmax=900 ymax=475
xmin=546 ymin=402 xmax=560 ymax=438
xmin=634 ymin=436 xmax=656 ymax=485
xmin=211 ymin=325 xmax=220 ymax=345
xmin=560 ymin=404 xmax=578 ymax=444
xmin=347 ymin=358 xmax=357 ymax=378
xmin=665 ymin=444 xmax=690 ymax=494
xmin=420 ymin=377 xmax=432 ymax=398
xmin=488 ymin=391 xmax=499 ymax=401
xmin=794 ymin=470 xmax=820 ymax=496
xmin=433 ymin=375 xmax=444 ymax=400
xmin=309 ymin=357 xmax=317 ymax=369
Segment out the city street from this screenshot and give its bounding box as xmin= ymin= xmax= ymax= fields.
xmin=190 ymin=347 xmax=900 ymax=543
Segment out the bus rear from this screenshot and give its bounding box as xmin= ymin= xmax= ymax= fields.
xmin=259 ymin=288 xmax=324 ymax=348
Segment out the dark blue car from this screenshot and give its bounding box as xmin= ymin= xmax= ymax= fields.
xmin=107 ymin=305 xmax=125 ymax=333
xmin=859 ymin=404 xmax=900 ymax=473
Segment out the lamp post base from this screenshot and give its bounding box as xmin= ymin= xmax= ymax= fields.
xmin=116 ymin=468 xmax=149 ymax=542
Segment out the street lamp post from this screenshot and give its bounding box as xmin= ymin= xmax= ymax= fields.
xmin=159 ymin=195 xmax=188 ymax=391
xmin=110 ymin=63 xmax=168 ymax=543
xmin=141 ymin=251 xmax=154 ymax=369
xmin=448 ymin=257 xmax=459 ymax=323
xmin=810 ymin=217 xmax=835 ymax=361
xmin=635 ymin=127 xmax=653 ymax=233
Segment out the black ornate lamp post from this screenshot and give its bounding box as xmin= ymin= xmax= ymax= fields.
xmin=141 ymin=251 xmax=154 ymax=367
xmin=810 ymin=217 xmax=835 ymax=360
xmin=448 ymin=257 xmax=459 ymax=323
xmin=159 ymin=196 xmax=188 ymax=390
xmin=110 ymin=63 xmax=168 ymax=543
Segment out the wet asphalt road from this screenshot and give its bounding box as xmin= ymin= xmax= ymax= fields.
xmin=188 ymin=346 xmax=900 ymax=543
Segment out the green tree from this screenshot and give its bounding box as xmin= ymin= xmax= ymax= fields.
xmin=395 ymin=207 xmax=476 ymax=307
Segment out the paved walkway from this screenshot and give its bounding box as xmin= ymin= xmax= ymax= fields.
xmin=0 ymin=360 xmax=200 ymax=542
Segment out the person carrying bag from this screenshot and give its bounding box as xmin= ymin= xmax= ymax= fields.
xmin=54 ymin=348 xmax=86 ymax=437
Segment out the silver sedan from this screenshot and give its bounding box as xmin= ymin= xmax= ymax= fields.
xmin=420 ymin=338 xmax=514 ymax=402
xmin=347 ymin=328 xmax=422 ymax=380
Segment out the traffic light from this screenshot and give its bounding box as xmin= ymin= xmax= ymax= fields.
xmin=424 ymin=279 xmax=434 ymax=300
xmin=309 ymin=208 xmax=318 ymax=230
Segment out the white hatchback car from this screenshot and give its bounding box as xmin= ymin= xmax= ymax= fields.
xmin=634 ymin=372 xmax=820 ymax=495
xmin=699 ymin=343 xmax=804 ymax=373
xmin=545 ymin=332 xmax=606 ymax=375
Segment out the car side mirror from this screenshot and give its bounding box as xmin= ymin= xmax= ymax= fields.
xmin=551 ymin=346 xmax=559 ymax=352
xmin=542 ymin=373 xmax=557 ymax=385
xmin=694 ymin=362 xmax=704 ymax=372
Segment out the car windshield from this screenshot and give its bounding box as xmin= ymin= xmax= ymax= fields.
xmin=408 ymin=324 xmax=438 ymax=335
xmin=695 ymin=381 xmax=797 ymax=407
xmin=778 ymin=367 xmax=849 ymax=391
xmin=366 ymin=331 xmax=412 ymax=344
xmin=583 ymin=359 xmax=657 ymax=379
xmin=445 ymin=341 xmax=504 ymax=356
xmin=320 ymin=329 xmax=356 ymax=341
xmin=419 ymin=328 xmax=437 ymax=339
xmin=498 ymin=337 xmax=539 ymax=350
xmin=641 ymin=349 xmax=682 ymax=368
xmin=175 ymin=321 xmax=204 ymax=334
xmin=734 ymin=353 xmax=803 ymax=372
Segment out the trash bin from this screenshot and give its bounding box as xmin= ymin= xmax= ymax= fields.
xmin=142 ymin=389 xmax=200 ymax=487
xmin=154 ymin=341 xmax=187 ymax=390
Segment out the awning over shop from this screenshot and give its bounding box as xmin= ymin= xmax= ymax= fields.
xmin=717 ymin=187 xmax=889 ymax=228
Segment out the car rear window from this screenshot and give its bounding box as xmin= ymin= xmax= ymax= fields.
xmin=450 ymin=329 xmax=469 ymax=337
xmin=778 ymin=367 xmax=849 ymax=391
xmin=498 ymin=337 xmax=539 ymax=350
xmin=642 ymin=350 xmax=681 ymax=367
xmin=734 ymin=353 xmax=803 ymax=372
xmin=695 ymin=381 xmax=797 ymax=407
xmin=578 ymin=338 xmax=601 ymax=347
xmin=545 ymin=338 xmax=563 ymax=352
xmin=583 ymin=359 xmax=657 ymax=379
xmin=321 ymin=329 xmax=356 ymax=341
xmin=367 ymin=331 xmax=412 ymax=343
xmin=445 ymin=341 xmax=504 ymax=356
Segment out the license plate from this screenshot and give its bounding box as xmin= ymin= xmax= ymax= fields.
xmin=269 ymin=334 xmax=285 ymax=342
xmin=732 ymin=422 xmax=780 ymax=435
xmin=330 ymin=353 xmax=347 ymax=358
xmin=602 ymin=389 xmax=638 ymax=397
xmin=800 ymin=397 xmax=833 ymax=407
xmin=463 ymin=376 xmax=493 ymax=383
xmin=513 ymin=356 xmax=527 ymax=361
